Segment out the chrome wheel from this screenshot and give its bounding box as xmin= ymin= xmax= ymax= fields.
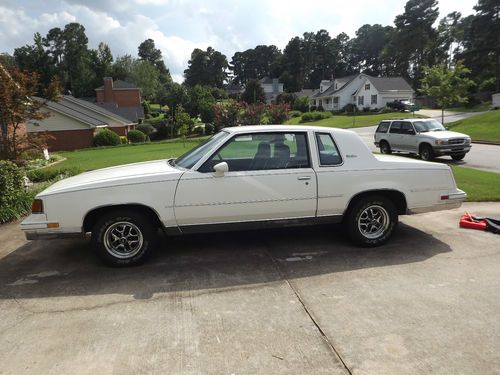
xmin=357 ymin=205 xmax=390 ymax=239
xmin=103 ymin=221 xmax=144 ymax=259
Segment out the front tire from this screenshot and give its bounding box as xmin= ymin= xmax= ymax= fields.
xmin=419 ymin=144 xmax=434 ymax=161
xmin=346 ymin=196 xmax=398 ymax=246
xmin=91 ymin=210 xmax=158 ymax=266
xmin=451 ymin=153 xmax=466 ymax=161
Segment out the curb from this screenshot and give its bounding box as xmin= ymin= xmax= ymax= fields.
xmin=471 ymin=141 xmax=500 ymax=146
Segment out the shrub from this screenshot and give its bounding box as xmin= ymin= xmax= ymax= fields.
xmin=341 ymin=103 xmax=357 ymax=113
xmin=127 ymin=129 xmax=147 ymax=143
xmin=241 ymin=103 xmax=266 ymax=125
xmin=94 ymin=129 xmax=121 ymax=147
xmin=0 ymin=160 xmax=29 ymax=224
xmin=289 ymin=110 xmax=302 ymax=118
xmin=309 ymin=105 xmax=317 ymax=111
xmin=136 ymin=124 xmax=155 ymax=136
xmin=205 ymin=123 xmax=215 ymax=135
xmin=119 ymin=136 xmax=127 ymax=144
xmin=300 ymin=111 xmax=332 ymax=123
xmin=267 ymin=103 xmax=290 ymax=124
xmin=26 ymin=166 xmax=82 ymax=183
xmin=293 ymin=96 xmax=310 ymax=112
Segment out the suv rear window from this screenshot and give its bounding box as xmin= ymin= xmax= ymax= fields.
xmin=376 ymin=122 xmax=390 ymax=133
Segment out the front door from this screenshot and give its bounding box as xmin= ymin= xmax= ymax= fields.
xmin=174 ymin=131 xmax=317 ymax=227
xmin=399 ymin=121 xmax=418 ymax=152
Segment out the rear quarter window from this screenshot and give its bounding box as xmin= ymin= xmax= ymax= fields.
xmin=376 ymin=122 xmax=390 ymax=133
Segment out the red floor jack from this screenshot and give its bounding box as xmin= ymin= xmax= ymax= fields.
xmin=459 ymin=212 xmax=500 ymax=234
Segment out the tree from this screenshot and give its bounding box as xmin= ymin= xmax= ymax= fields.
xmin=0 ymin=65 xmax=54 ymax=161
xmin=241 ymin=79 xmax=266 ymax=104
xmin=129 ymin=60 xmax=160 ymax=100
xmin=173 ymin=105 xmax=192 ymax=146
xmin=421 ymin=62 xmax=475 ymax=123
xmin=230 ymin=45 xmax=282 ymax=85
xmin=112 ymin=55 xmax=135 ymax=81
xmin=138 ymin=38 xmax=171 ymax=82
xmin=185 ymin=85 xmax=216 ymax=123
xmin=350 ymin=24 xmax=392 ymax=75
xmin=280 ymin=37 xmax=304 ymax=92
xmin=184 ymin=47 xmax=228 ymax=88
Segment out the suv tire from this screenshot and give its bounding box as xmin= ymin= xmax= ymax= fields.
xmin=419 ymin=144 xmax=434 ymax=161
xmin=380 ymin=141 xmax=392 ymax=154
xmin=451 ymin=153 xmax=466 ymax=161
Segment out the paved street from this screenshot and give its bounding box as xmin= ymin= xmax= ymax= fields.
xmin=351 ymin=111 xmax=500 ymax=173
xmin=1 ymin=202 xmax=499 ymax=374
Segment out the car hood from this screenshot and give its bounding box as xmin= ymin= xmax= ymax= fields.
xmin=38 ymin=159 xmax=183 ymax=196
xmin=418 ymin=130 xmax=469 ymax=140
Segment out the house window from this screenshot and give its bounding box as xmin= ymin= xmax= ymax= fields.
xmin=365 ymin=83 xmax=370 ymax=90
xmin=319 ymin=99 xmax=323 ymax=107
xmin=326 ymin=98 xmax=331 ymax=104
xmin=333 ymin=96 xmax=339 ymax=104
xmin=371 ymin=95 xmax=377 ymax=104
xmin=358 ymin=96 xmax=364 ymax=105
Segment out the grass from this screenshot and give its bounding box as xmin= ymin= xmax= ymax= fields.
xmin=44 ymin=138 xmax=206 ymax=173
xmin=446 ymin=110 xmax=500 ymax=143
xmin=446 ymin=102 xmax=492 ymax=113
xmin=285 ymin=112 xmax=426 ymax=128
xmin=451 ymin=166 xmax=500 ymax=202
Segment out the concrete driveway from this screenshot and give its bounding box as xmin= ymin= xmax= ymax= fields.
xmin=1 ymin=202 xmax=499 ymax=374
xmin=352 ymin=125 xmax=500 ymax=173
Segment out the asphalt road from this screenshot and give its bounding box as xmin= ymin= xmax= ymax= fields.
xmin=351 ymin=110 xmax=499 ymax=173
xmin=1 ymin=202 xmax=499 ymax=374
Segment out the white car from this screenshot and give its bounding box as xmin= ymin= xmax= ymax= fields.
xmin=21 ymin=125 xmax=466 ymax=266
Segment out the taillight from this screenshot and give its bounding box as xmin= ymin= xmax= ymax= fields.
xmin=32 ymin=199 xmax=44 ymax=213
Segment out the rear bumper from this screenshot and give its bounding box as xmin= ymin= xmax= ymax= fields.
xmin=407 ymin=190 xmax=467 ymax=214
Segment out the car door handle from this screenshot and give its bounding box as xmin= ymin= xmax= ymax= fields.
xmin=297 ymin=176 xmax=312 ymax=181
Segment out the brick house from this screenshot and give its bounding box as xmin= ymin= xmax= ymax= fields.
xmin=27 ymin=95 xmax=134 ymax=151
xmin=94 ymin=78 xmax=145 ymax=127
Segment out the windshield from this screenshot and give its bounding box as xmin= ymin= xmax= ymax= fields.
xmin=174 ymin=131 xmax=228 ymax=169
xmin=413 ymin=120 xmax=446 ymax=133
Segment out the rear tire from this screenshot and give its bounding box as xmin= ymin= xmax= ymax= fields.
xmin=419 ymin=144 xmax=434 ymax=161
xmin=380 ymin=141 xmax=392 ymax=154
xmin=91 ymin=210 xmax=158 ymax=266
xmin=346 ymin=196 xmax=398 ymax=246
xmin=451 ymin=153 xmax=466 ymax=161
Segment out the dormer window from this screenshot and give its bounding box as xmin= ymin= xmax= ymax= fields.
xmin=365 ymin=83 xmax=370 ymax=90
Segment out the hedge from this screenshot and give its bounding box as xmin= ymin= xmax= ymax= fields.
xmin=0 ymin=161 xmax=32 ymax=224
xmin=127 ymin=129 xmax=147 ymax=143
xmin=94 ymin=129 xmax=121 ymax=147
xmin=300 ymin=111 xmax=332 ymax=122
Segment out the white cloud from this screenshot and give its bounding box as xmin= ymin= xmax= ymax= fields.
xmin=1 ymin=0 xmax=476 ymax=83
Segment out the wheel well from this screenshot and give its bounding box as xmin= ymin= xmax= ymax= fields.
xmin=83 ymin=204 xmax=163 ymax=233
xmin=345 ymin=190 xmax=407 ymax=216
xmin=419 ymin=142 xmax=432 ymax=152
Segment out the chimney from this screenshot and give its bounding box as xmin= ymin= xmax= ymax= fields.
xmin=103 ymin=77 xmax=113 ymax=102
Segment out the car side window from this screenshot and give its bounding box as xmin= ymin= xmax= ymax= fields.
xmin=401 ymin=122 xmax=414 ymax=134
xmin=315 ymin=133 xmax=342 ymax=166
xmin=389 ymin=121 xmax=402 ymax=134
xmin=376 ymin=122 xmax=390 ymax=133
xmin=198 ymin=132 xmax=310 ymax=173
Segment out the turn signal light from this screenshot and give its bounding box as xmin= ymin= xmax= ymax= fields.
xmin=31 ymin=199 xmax=44 ymax=213
xmin=47 ymin=223 xmax=59 ymax=228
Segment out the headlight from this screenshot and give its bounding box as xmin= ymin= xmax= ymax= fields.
xmin=31 ymin=199 xmax=44 ymax=213
xmin=435 ymin=139 xmax=448 ymax=145
xmin=465 ymin=138 xmax=471 ymax=145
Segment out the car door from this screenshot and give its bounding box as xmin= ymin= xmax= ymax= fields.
xmin=399 ymin=121 xmax=418 ymax=152
xmin=173 ymin=131 xmax=317 ymax=227
xmin=388 ymin=121 xmax=403 ymax=150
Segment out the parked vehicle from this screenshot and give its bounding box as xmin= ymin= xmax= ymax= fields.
xmin=21 ymin=125 xmax=466 ymax=266
xmin=386 ymin=100 xmax=416 ymax=112
xmin=374 ymin=118 xmax=472 ymax=161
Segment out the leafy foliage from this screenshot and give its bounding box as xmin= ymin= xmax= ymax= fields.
xmin=127 ymin=129 xmax=147 ymax=143
xmin=93 ymin=129 xmax=121 ymax=147
xmin=300 ymin=111 xmax=332 ymax=123
xmin=241 ymin=80 xmax=266 ymax=104
xmin=184 ymin=47 xmax=228 ymax=88
xmin=267 ymin=103 xmax=291 ymax=124
xmin=240 ymin=103 xmax=266 ymax=125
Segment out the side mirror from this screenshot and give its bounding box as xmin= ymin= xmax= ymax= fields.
xmin=408 ymin=129 xmax=415 ymax=135
xmin=213 ymin=162 xmax=228 ymax=177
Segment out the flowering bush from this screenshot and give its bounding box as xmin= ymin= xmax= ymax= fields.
xmin=241 ymin=103 xmax=266 ymax=125
xmin=267 ymin=103 xmax=290 ymax=124
xmin=213 ymin=100 xmax=243 ymax=131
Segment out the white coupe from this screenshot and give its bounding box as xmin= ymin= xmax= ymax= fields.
xmin=21 ymin=125 xmax=466 ymax=266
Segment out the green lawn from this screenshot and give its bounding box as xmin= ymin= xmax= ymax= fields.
xmin=451 ymin=166 xmax=500 ymax=202
xmin=45 ymin=138 xmax=205 ymax=173
xmin=285 ymin=112 xmax=425 ymax=128
xmin=446 ymin=102 xmax=492 ymax=113
xmin=446 ymin=110 xmax=500 ymax=143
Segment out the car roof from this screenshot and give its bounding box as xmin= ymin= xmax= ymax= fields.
xmin=381 ymin=118 xmax=431 ymax=123
xmin=223 ymin=125 xmax=355 ymax=135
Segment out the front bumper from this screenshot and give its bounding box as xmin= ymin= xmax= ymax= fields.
xmin=408 ymin=189 xmax=467 ymax=214
xmin=433 ymin=145 xmax=471 ymax=156
xmin=20 ymin=214 xmax=83 ymax=240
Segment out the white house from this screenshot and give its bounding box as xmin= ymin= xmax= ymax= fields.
xmin=259 ymin=77 xmax=284 ymax=103
xmin=311 ymin=74 xmax=414 ymax=111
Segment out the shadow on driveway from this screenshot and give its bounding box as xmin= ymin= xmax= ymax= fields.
xmin=0 ymin=223 xmax=451 ymax=301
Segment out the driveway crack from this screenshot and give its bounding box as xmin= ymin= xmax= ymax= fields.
xmin=264 ymin=248 xmax=353 ymax=375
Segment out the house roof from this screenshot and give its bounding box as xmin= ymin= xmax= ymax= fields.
xmin=63 ymin=95 xmax=133 ymax=124
xmin=34 ymin=96 xmax=107 ymax=127
xmin=259 ymin=77 xmax=282 ymax=85
xmin=367 ymin=76 xmax=414 ymax=92
xmin=95 ymin=80 xmax=139 ymax=90
xmin=93 ymin=102 xmax=145 ymax=123
xmin=313 ymin=74 xmax=414 ymax=98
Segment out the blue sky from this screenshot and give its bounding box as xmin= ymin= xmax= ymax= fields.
xmin=0 ymin=0 xmax=475 ymax=82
